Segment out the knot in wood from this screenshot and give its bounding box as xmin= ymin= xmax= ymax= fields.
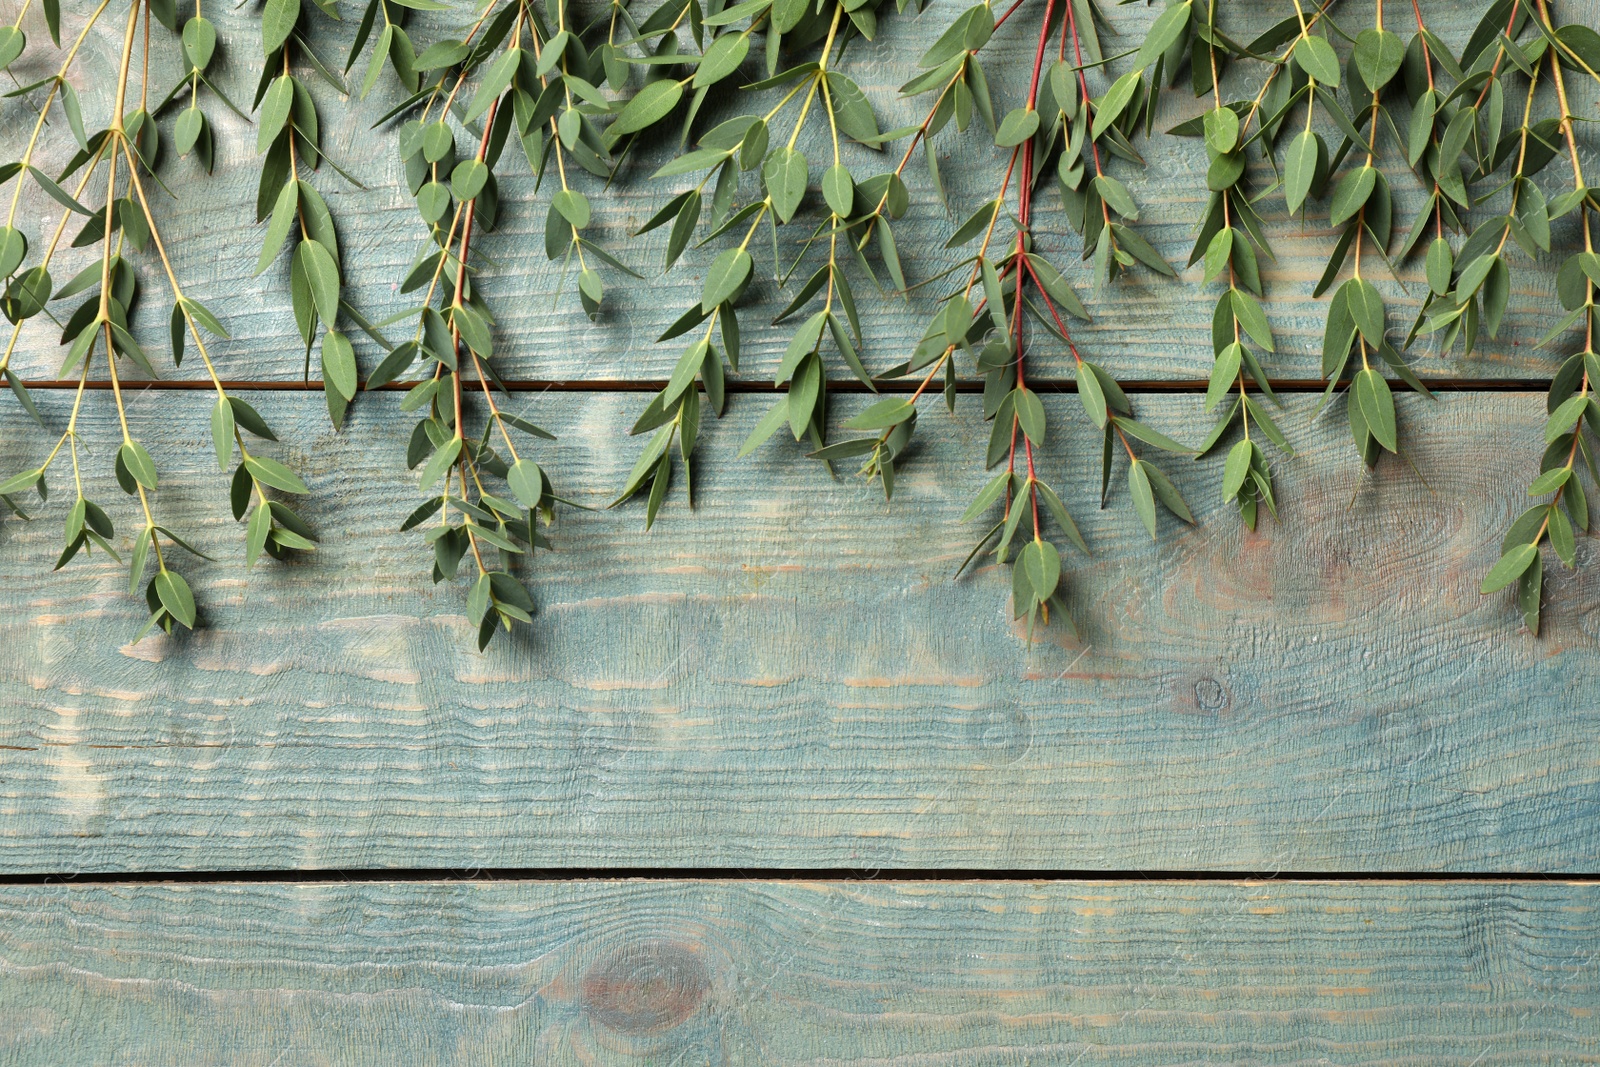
xmin=581 ymin=939 xmax=710 ymax=1035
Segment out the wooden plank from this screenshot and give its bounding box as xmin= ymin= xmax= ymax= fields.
xmin=3 ymin=3 xmax=1589 ymax=386
xmin=1 ymin=878 xmax=1596 ymax=1064
xmin=0 ymin=388 xmax=1596 ymax=873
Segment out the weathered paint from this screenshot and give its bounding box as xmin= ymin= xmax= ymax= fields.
xmin=0 ymin=391 xmax=1594 ymax=873
xmin=1 ymin=879 xmax=1596 ymax=1064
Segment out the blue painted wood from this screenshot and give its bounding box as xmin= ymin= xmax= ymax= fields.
xmin=2 ymin=878 xmax=1596 ymax=1064
xmin=0 ymin=389 xmax=1595 ymax=873
xmin=0 ymin=2 xmax=1588 ymax=388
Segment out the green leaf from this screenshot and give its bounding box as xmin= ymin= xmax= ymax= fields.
xmin=1077 ymin=360 xmax=1107 ymax=428
xmin=1142 ymin=462 xmax=1194 ymax=524
xmin=507 ymin=458 xmax=544 ymax=508
xmin=808 ymin=439 xmax=876 ymax=462
xmin=1111 ymin=223 xmax=1175 ymax=277
xmin=1135 ymin=1 xmax=1191 ymax=69
xmin=1408 ymin=88 xmax=1437 ymax=165
xmin=1021 ymin=538 xmax=1062 ymax=600
xmin=0 ymin=468 xmax=41 ymax=495
xmin=153 ymin=569 xmax=196 ymax=628
xmin=321 ymin=329 xmax=358 ymax=401
xmin=1284 ymin=130 xmax=1318 ymax=215
xmin=1092 ymin=69 xmax=1141 ymax=138
xmin=1230 ymin=289 xmax=1274 ymax=352
xmin=450 ymin=304 xmax=491 ymax=358
xmin=174 ymin=107 xmax=205 ymax=156
xmin=1222 ymin=438 xmax=1252 ymax=500
xmin=359 ymin=24 xmax=393 ymax=99
xmin=994 ymin=107 xmax=1039 ymax=147
xmin=776 ymin=311 xmax=827 ymax=383
xmin=465 ymin=47 xmax=519 ymax=123
xmin=961 ymin=470 xmax=1012 ymax=522
xmin=1353 ymin=28 xmax=1404 ymax=89
xmin=0 ymin=226 xmax=24 ymax=279
xmin=946 ymin=200 xmax=999 ymax=248
xmin=262 ymin=0 xmax=300 ymax=56
xmin=1547 ymin=395 xmax=1590 ymax=442
xmin=762 ymin=146 xmax=808 ymax=223
xmin=610 ymin=78 xmax=684 ymax=137
xmin=666 ymin=190 xmax=701 ymax=270
xmin=1328 ymin=165 xmax=1376 ymax=227
xmin=127 ymin=529 xmax=151 ymax=595
xmin=1035 ymin=480 xmax=1088 ymax=554
xmin=536 ymin=31 xmax=571 ymax=76
xmin=0 ymin=26 xmax=22 ymax=70
xmin=701 ymin=248 xmax=751 ymax=312
xmin=210 ymin=396 xmax=235 ymax=469
xmin=1203 ymin=228 xmax=1233 ymax=283
xmin=27 ymin=165 xmax=92 ymax=215
xmin=1015 ymin=387 xmax=1045 ymax=445
xmin=1425 ymin=237 xmax=1453 ymax=296
xmin=737 ymin=396 xmax=790 ymax=457
xmin=416 ymin=436 xmax=461 ymax=491
xmin=826 ymin=73 xmax=880 ymax=143
xmin=1517 ymin=548 xmax=1543 ymax=632
xmin=1578 ymin=251 xmax=1600 ymax=289
xmin=665 ymin=339 xmax=709 ymax=403
xmin=1128 ymin=461 xmax=1158 ymax=539
xmin=184 ymin=15 xmax=217 ymax=70
xmin=615 ymin=423 xmax=671 ymax=501
xmin=294 ymin=239 xmax=340 ymax=325
xmin=1354 ymin=367 xmax=1397 ymax=452
xmin=1529 ymin=465 xmax=1571 ymax=496
xmin=1028 ymin=254 xmax=1090 ymax=318
xmin=422 ymin=121 xmax=453 ymax=162
xmin=788 ymin=355 xmax=821 ymax=439
xmin=822 ymin=164 xmax=853 ymax=217
xmin=1093 ymin=174 xmax=1138 ymax=220
xmin=1481 ymin=541 xmax=1538 ymax=594
xmin=466 ymin=572 xmax=492 ymax=625
xmin=450 ymin=159 xmax=489 ymax=201
xmin=844 ymin=397 xmax=915 ymax=430
xmin=694 ymin=32 xmax=750 ymax=88
xmin=1207 ymin=343 xmax=1243 ymax=412
xmin=119 ymin=441 xmax=158 ymax=490
xmin=1294 ymin=34 xmax=1340 ymax=85
xmin=1549 ymin=501 xmax=1576 ymax=567
xmin=366 ymin=341 xmax=417 ymax=390
xmin=1343 ymin=277 xmax=1385 ymax=346
xmin=257 ymin=75 xmax=295 ymax=153
xmin=1204 ymin=105 xmax=1239 ymax=154
xmin=1009 ymin=551 xmax=1035 ymax=617
xmin=244 ymin=454 xmax=310 ymax=494
xmin=1116 ymin=416 xmax=1190 ymax=453
xmin=552 ymin=188 xmax=591 ymax=229
xmin=256 ymin=180 xmax=300 ymax=274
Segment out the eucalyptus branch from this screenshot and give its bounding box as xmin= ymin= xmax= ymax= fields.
xmin=252 ymin=0 xmax=394 ymax=428
xmin=359 ymin=0 xmax=584 ymax=648
xmin=0 ymin=0 xmax=312 ymax=639
xmin=1480 ymin=0 xmax=1600 ymax=633
xmin=612 ymin=0 xmax=895 ymax=525
xmin=1161 ymin=0 xmax=1295 ymax=528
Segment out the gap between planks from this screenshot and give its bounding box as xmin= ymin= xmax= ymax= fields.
xmin=2 ymin=867 xmax=1597 ymax=886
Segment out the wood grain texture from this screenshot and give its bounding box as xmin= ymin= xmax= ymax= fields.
xmin=2 ymin=878 xmax=1597 ymax=1065
xmin=1 ymin=388 xmax=1596 ymax=873
xmin=1 ymin=2 xmax=1591 ymax=386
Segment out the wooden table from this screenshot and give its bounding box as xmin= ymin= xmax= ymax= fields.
xmin=1 ymin=1 xmax=1596 ymax=1062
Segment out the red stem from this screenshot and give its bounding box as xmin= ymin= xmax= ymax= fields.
xmin=1007 ymin=0 xmax=1057 ymax=542
xmin=1065 ymin=0 xmax=1105 ymax=177
xmin=992 ymin=0 xmax=1031 ymax=32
